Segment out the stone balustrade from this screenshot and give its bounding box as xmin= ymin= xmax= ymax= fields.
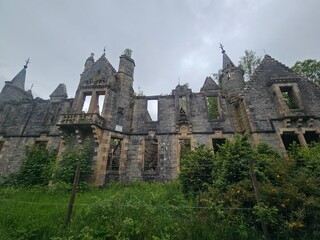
xmin=57 ymin=113 xmax=104 ymax=128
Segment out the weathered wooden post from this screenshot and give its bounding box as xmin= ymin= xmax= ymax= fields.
xmin=65 ymin=164 xmax=81 ymax=227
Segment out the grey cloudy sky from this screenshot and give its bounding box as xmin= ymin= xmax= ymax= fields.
xmin=1 ymin=0 xmax=320 ymax=99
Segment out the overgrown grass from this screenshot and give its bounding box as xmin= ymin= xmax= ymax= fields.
xmin=0 ymin=181 xmax=262 ymax=240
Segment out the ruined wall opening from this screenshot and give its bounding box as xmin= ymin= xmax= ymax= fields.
xmin=147 ymin=99 xmax=158 ymax=121
xmin=207 ymin=96 xmax=219 ymax=120
xmin=212 ymin=138 xmax=225 ymax=153
xmin=107 ymin=137 xmax=122 ymax=171
xmin=97 ymin=93 xmax=105 ymax=115
xmin=0 ymin=141 xmax=4 ymax=152
xmin=304 ymin=131 xmax=320 ymax=144
xmin=280 ymin=86 xmax=299 ymax=109
xmin=281 ymin=132 xmax=300 ymax=150
xmin=82 ymin=94 xmax=92 ymax=113
xmin=144 ymin=139 xmax=158 ymax=172
xmin=34 ymin=141 xmax=48 ymax=148
xmin=179 ymin=96 xmax=187 ymax=114
xmin=179 ymin=139 xmax=191 ymax=159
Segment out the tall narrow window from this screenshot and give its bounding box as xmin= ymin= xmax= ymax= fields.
xmin=281 ymin=132 xmax=300 ymax=150
xmin=179 ymin=139 xmax=191 ymax=159
xmin=82 ymin=94 xmax=92 ymax=113
xmin=98 ymin=94 xmax=105 ymax=115
xmin=207 ymin=96 xmax=219 ymax=120
xmin=280 ymin=86 xmax=299 ymax=109
xmin=108 ymin=137 xmax=122 ymax=171
xmin=147 ymin=100 xmax=158 ymax=121
xmin=0 ymin=141 xmax=4 ymax=152
xmin=179 ymin=96 xmax=187 ymax=113
xmin=212 ymin=138 xmax=225 ymax=153
xmin=144 ymin=139 xmax=158 ymax=172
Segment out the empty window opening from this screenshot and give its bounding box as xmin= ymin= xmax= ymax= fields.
xmin=179 ymin=96 xmax=187 ymax=114
xmin=82 ymin=94 xmax=92 ymax=113
xmin=304 ymin=131 xmax=320 ymax=144
xmin=280 ymin=86 xmax=299 ymax=109
xmin=212 ymin=138 xmax=225 ymax=153
xmin=108 ymin=138 xmax=122 ymax=171
xmin=34 ymin=141 xmax=47 ymax=148
xmin=281 ymin=132 xmax=300 ymax=150
xmin=147 ymin=100 xmax=158 ymax=121
xmin=207 ymin=96 xmax=219 ymax=120
xmin=98 ymin=94 xmax=105 ymax=115
xmin=144 ymin=139 xmax=158 ymax=172
xmin=0 ymin=141 xmax=4 ymax=152
xmin=179 ymin=139 xmax=191 ymax=159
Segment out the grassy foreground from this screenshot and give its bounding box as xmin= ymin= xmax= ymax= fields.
xmin=1 ymin=181 xmax=258 ymax=240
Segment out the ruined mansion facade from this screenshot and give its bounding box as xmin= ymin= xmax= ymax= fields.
xmin=0 ymin=49 xmax=320 ymax=185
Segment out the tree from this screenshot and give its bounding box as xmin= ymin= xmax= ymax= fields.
xmin=239 ymin=50 xmax=262 ymax=81
xmin=291 ymin=59 xmax=320 ymax=85
xmin=179 ymin=145 xmax=214 ymax=196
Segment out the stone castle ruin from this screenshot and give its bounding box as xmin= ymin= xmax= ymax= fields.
xmin=0 ymin=48 xmax=320 ymax=185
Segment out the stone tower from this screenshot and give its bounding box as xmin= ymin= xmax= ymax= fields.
xmin=219 ymin=48 xmax=245 ymax=95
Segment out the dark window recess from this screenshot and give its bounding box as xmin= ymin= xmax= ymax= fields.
xmin=35 ymin=141 xmax=47 ymax=148
xmin=304 ymin=131 xmax=320 ymax=144
xmin=212 ymin=138 xmax=225 ymax=153
xmin=108 ymin=138 xmax=122 ymax=171
xmin=179 ymin=139 xmax=191 ymax=158
xmin=207 ymin=96 xmax=219 ymax=120
xmin=280 ymin=86 xmax=299 ymax=109
xmin=0 ymin=141 xmax=4 ymax=152
xmin=144 ymin=139 xmax=158 ymax=171
xmin=281 ymin=132 xmax=300 ymax=150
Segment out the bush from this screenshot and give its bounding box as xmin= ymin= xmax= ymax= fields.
xmin=2 ymin=144 xmax=57 ymax=187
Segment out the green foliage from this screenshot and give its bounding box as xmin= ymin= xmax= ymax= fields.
xmin=123 ymin=48 xmax=132 ymax=57
xmin=239 ymin=50 xmax=262 ymax=80
xmin=282 ymin=91 xmax=298 ymax=109
xmin=291 ymin=59 xmax=320 ymax=85
xmin=2 ymin=144 xmax=57 ymax=187
xmin=53 ymin=138 xmax=92 ymax=186
xmin=180 ymin=135 xmax=320 ymax=239
xmin=179 ymin=145 xmax=214 ymax=196
xmin=207 ymin=96 xmax=219 ymax=120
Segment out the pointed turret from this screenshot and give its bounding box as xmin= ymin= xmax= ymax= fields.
xmin=50 ymin=83 xmax=68 ymax=102
xmin=220 ymin=44 xmax=235 ymax=70
xmin=218 ymin=44 xmax=244 ymax=95
xmin=0 ymin=60 xmax=33 ymax=103
xmin=84 ymin=53 xmax=95 ymax=71
xmin=10 ymin=66 xmax=27 ymax=91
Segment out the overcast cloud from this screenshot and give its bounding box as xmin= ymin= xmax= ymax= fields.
xmin=1 ymin=0 xmax=320 ymax=99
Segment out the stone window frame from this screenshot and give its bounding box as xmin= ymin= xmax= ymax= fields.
xmin=107 ymin=136 xmax=124 ymax=172
xmin=178 ymin=137 xmax=192 ymax=158
xmin=212 ymin=138 xmax=226 ymax=154
xmin=206 ymin=95 xmax=221 ymax=121
xmin=142 ymin=137 xmax=160 ymax=174
xmin=272 ymin=83 xmax=303 ymax=115
xmin=146 ymin=98 xmax=159 ymax=122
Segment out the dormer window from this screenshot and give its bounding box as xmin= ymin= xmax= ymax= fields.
xmin=280 ymin=86 xmax=299 ymax=109
xmin=272 ymin=83 xmax=303 ymax=115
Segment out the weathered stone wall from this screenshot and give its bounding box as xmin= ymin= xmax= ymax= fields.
xmin=1 ymin=53 xmax=320 ymax=185
xmin=0 ymin=136 xmax=61 ymax=177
